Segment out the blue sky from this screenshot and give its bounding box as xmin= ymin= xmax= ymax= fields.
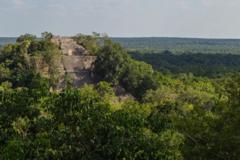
xmin=1 ymin=0 xmax=240 ymax=38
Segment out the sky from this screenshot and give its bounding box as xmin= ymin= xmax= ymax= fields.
xmin=1 ymin=0 xmax=240 ymax=38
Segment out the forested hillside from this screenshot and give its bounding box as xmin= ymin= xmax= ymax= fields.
xmin=0 ymin=33 xmax=240 ymax=159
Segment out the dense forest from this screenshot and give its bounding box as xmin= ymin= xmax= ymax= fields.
xmin=130 ymin=50 xmax=240 ymax=77
xmin=0 ymin=33 xmax=240 ymax=159
xmin=113 ymin=37 xmax=240 ymax=54
xmin=3 ymin=37 xmax=240 ymax=54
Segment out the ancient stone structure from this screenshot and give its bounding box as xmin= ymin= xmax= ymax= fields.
xmin=51 ymin=36 xmax=97 ymax=88
xmin=51 ymin=36 xmax=133 ymax=100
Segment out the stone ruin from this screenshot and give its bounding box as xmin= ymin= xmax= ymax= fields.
xmin=51 ymin=36 xmax=97 ymax=88
xmin=51 ymin=36 xmax=134 ymax=101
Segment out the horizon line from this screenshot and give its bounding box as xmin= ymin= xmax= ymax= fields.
xmin=2 ymin=36 xmax=240 ymax=40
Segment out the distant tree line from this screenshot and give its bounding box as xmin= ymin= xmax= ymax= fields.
xmin=113 ymin=37 xmax=240 ymax=54
xmin=130 ymin=50 xmax=240 ymax=77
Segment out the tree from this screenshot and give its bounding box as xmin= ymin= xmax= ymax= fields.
xmin=94 ymin=41 xmax=130 ymax=84
xmin=42 ymin=32 xmax=53 ymax=41
xmin=16 ymin=34 xmax=37 ymax=43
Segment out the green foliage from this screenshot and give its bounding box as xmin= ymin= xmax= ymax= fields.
xmin=94 ymin=40 xmax=158 ymax=99
xmin=113 ymin=37 xmax=240 ymax=54
xmin=131 ymin=51 xmax=240 ymax=77
xmin=1 ymin=33 xmax=240 ymax=160
xmin=0 ymin=85 xmax=184 ymax=159
xmin=74 ymin=32 xmax=105 ymax=55
xmin=121 ymin=60 xmax=158 ymax=98
xmin=95 ymin=81 xmax=115 ymax=100
xmin=41 ymin=32 xmax=53 ymax=40
xmin=0 ymin=34 xmax=61 ymax=88
xmin=16 ymin=34 xmax=37 ymax=43
xmin=94 ymin=41 xmax=130 ymax=84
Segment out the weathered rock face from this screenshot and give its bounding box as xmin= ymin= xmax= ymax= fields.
xmin=51 ymin=36 xmax=97 ymax=89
